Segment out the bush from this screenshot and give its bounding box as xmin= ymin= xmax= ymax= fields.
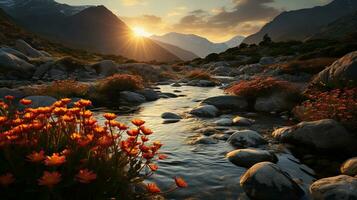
xmin=186 ymin=70 xmax=214 ymax=81
xmin=294 ymin=88 xmax=357 ymax=130
xmin=279 ymin=57 xmax=337 ymax=74
xmin=0 ymin=98 xmax=187 ymax=199
xmin=32 ymin=80 xmax=89 ymax=99
xmin=225 ymin=77 xmax=301 ymax=100
xmin=96 ymin=74 xmax=144 ymax=97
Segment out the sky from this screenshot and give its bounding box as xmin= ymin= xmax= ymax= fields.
xmin=57 ymin=0 xmax=333 ymax=42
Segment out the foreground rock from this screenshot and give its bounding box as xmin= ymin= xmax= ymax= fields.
xmin=214 ymin=118 xmax=233 ymax=126
xmin=313 ymin=51 xmax=357 ymax=87
xmin=310 ymin=175 xmax=357 ymax=200
xmin=0 ymin=50 xmax=35 ymax=79
xmin=161 ymin=112 xmax=182 ymax=119
xmin=254 ymin=92 xmax=297 ymax=112
xmin=91 ymin=60 xmax=118 ymax=77
xmin=0 ymin=88 xmax=25 ymax=100
xmin=340 ymin=157 xmax=357 ymax=176
xmin=137 ymin=89 xmax=159 ymax=101
xmin=232 ymin=116 xmax=255 ymax=126
xmin=272 ymin=119 xmax=356 ymax=152
xmin=189 ymin=105 xmax=219 ymax=118
xmin=227 ymin=149 xmax=278 ymax=168
xmin=240 ymin=162 xmax=305 ymax=200
xmin=119 ymin=91 xmax=146 ymax=104
xmin=190 ymin=136 xmax=218 ymax=145
xmin=201 ymin=95 xmax=248 ymax=112
xmin=228 ymin=130 xmax=267 ymax=148
xmin=15 ymin=39 xmax=48 ymax=58
xmin=24 ymin=96 xmax=57 ymax=108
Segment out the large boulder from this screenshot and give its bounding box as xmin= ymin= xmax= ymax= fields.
xmin=189 ymin=105 xmax=219 ymax=118
xmin=254 ymin=92 xmax=297 ymax=112
xmin=91 ymin=60 xmax=118 ymax=77
xmin=272 ymin=119 xmax=356 ymax=152
xmin=341 ymin=157 xmax=357 ymax=176
xmin=15 ymin=40 xmax=46 ymax=58
xmin=313 ymin=51 xmax=357 ymax=87
xmin=310 ymin=175 xmax=357 ymax=200
xmin=201 ymin=95 xmax=248 ymax=112
xmin=136 ymin=89 xmax=159 ymax=101
xmin=0 ymin=47 xmax=29 ymax=61
xmin=119 ymin=91 xmax=146 ymax=104
xmin=240 ymin=162 xmax=305 ymax=200
xmin=0 ymin=50 xmax=35 ymax=79
xmin=227 ymin=149 xmax=278 ymax=168
xmin=227 ymin=130 xmax=267 ymax=148
xmin=24 ymin=96 xmax=57 ymax=108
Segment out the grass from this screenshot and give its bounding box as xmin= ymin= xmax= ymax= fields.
xmin=276 ymin=57 xmax=337 ymax=74
xmin=186 ymin=70 xmax=215 ymax=81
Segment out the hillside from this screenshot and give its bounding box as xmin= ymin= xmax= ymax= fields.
xmin=1 ymin=1 xmax=180 ymax=62
xmin=243 ymin=0 xmax=357 ymax=44
xmin=153 ymin=40 xmax=198 ymax=61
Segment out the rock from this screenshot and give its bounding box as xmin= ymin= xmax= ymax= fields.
xmin=137 ymin=89 xmax=159 ymax=101
xmin=341 ymin=157 xmax=357 ymax=176
xmin=237 ymin=64 xmax=263 ymax=75
xmin=48 ymin=68 xmax=67 ymax=80
xmin=15 ymin=40 xmax=45 ymax=58
xmin=196 ymin=127 xmax=220 ymax=136
xmin=189 ymin=105 xmax=219 ymax=118
xmin=212 ymin=66 xmax=233 ymax=76
xmin=254 ymin=92 xmax=296 ymax=112
xmin=119 ymin=91 xmax=146 ymax=104
xmin=228 ymin=130 xmax=267 ymax=148
xmin=227 ymin=149 xmax=278 ymax=168
xmin=232 ymin=116 xmax=255 ymax=126
xmin=313 ymin=51 xmax=357 ymax=87
xmin=0 ymin=47 xmax=29 ymax=61
xmin=214 ymin=118 xmax=233 ymax=126
xmin=272 ymin=119 xmax=356 ymax=152
xmin=259 ymin=57 xmax=276 ymax=65
xmin=190 ymin=136 xmax=218 ymax=145
xmin=240 ymin=162 xmax=305 ymax=200
xmin=32 ymin=61 xmax=53 ymax=80
xmin=171 ymin=82 xmax=181 ymax=87
xmin=0 ymin=88 xmax=25 ymax=100
xmin=24 ymin=96 xmax=57 ymax=108
xmin=211 ymin=134 xmax=230 ymax=141
xmin=92 ymin=60 xmax=118 ymax=77
xmin=0 ymin=50 xmax=35 ymax=79
xmin=163 ymin=119 xmax=180 ymax=124
xmin=201 ymin=95 xmax=248 ymax=112
xmin=197 ymin=80 xmax=216 ymax=87
xmin=161 ymin=112 xmax=182 ymax=119
xmin=310 ymin=175 xmax=357 ymax=200
xmin=161 ymin=92 xmax=178 ymax=98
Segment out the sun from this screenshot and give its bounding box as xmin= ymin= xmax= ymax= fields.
xmin=132 ymin=27 xmax=151 ymax=38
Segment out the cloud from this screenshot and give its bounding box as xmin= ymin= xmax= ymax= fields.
xmin=121 ymin=0 xmax=147 ymax=6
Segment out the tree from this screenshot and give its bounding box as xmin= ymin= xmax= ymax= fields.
xmin=259 ymin=34 xmax=273 ymax=46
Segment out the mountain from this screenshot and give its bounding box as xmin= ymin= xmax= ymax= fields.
xmin=151 ymin=32 xmax=229 ymax=58
xmin=153 ymin=40 xmax=198 ymax=61
xmin=310 ymin=11 xmax=357 ymax=40
xmin=243 ymin=0 xmax=357 ymax=44
xmin=0 ymin=1 xmax=180 ymax=62
xmin=224 ymin=35 xmax=245 ymax=48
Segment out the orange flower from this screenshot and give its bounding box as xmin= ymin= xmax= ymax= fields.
xmin=103 ymin=113 xmax=117 ymax=121
xmin=44 ymin=153 xmax=66 ymax=166
xmin=20 ymin=99 xmax=32 ymax=105
xmin=0 ymin=173 xmax=15 ymax=187
xmin=141 ymin=136 xmax=149 ymax=142
xmin=158 ymin=154 xmax=168 ymax=160
xmin=71 ymin=133 xmax=82 ymax=140
xmin=140 ymin=126 xmax=153 ymax=135
xmin=148 ymin=164 xmax=158 ymax=171
xmin=174 ymin=177 xmax=188 ymax=188
xmin=0 ymin=116 xmax=7 ymax=125
xmin=38 ymin=171 xmax=61 ymax=188
xmin=127 ymin=129 xmax=140 ymax=136
xmin=82 ymin=110 xmax=93 ymax=118
xmin=53 ymin=107 xmax=67 ymax=116
xmin=63 ymin=115 xmax=75 ymax=122
xmin=4 ymin=95 xmax=14 ymax=101
xmin=75 ymin=169 xmax=97 ymax=184
xmin=132 ymin=119 xmax=145 ymax=126
xmin=27 ymin=150 xmax=45 ymax=163
xmin=147 ymin=183 xmax=161 ymax=193
xmin=77 ymin=99 xmax=92 ymax=107
xmin=60 ymin=98 xmax=71 ymax=104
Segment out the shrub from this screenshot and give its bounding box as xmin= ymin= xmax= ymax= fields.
xmin=96 ymin=74 xmax=144 ymax=97
xmin=279 ymin=57 xmax=337 ymax=74
xmin=0 ymin=98 xmax=187 ymax=199
xmin=33 ymin=80 xmax=89 ymax=99
xmin=186 ymin=70 xmax=214 ymax=81
xmin=293 ymin=88 xmax=357 ymax=130
xmin=225 ymin=77 xmax=301 ymax=100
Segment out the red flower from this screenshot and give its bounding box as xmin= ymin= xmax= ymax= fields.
xmin=140 ymin=126 xmax=153 ymax=135
xmin=38 ymin=171 xmax=61 ymax=188
xmin=75 ymin=169 xmax=97 ymax=184
xmin=174 ymin=177 xmax=188 ymax=188
xmin=27 ymin=150 xmax=46 ymax=163
xmin=127 ymin=129 xmax=140 ymax=136
xmin=147 ymin=183 xmax=161 ymax=193
xmin=148 ymin=164 xmax=158 ymax=171
xmin=103 ymin=113 xmax=117 ymax=121
xmin=0 ymin=173 xmax=15 ymax=187
xmin=132 ymin=119 xmax=145 ymax=126
xmin=20 ymin=99 xmax=32 ymax=105
xmin=5 ymin=95 xmax=14 ymax=101
xmin=44 ymin=153 xmax=66 ymax=166
xmin=158 ymin=154 xmax=168 ymax=160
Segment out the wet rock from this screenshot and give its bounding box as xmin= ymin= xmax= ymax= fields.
xmin=211 ymin=134 xmax=230 ymax=141
xmin=259 ymin=57 xmax=276 ymax=65
xmin=24 ymin=96 xmax=57 ymax=108
xmin=161 ymin=92 xmax=178 ymax=98
xmin=119 ymin=91 xmax=146 ymax=104
xmin=201 ymin=95 xmax=248 ymax=112
xmin=214 ymin=118 xmax=233 ymax=126
xmin=310 ymin=175 xmax=357 ymax=200
xmin=191 ymin=136 xmax=218 ymax=145
xmin=341 ymin=157 xmax=357 ymax=176
xmin=162 ymin=119 xmax=180 ymax=124
xmin=171 ymin=82 xmax=181 ymax=87
xmin=313 ymin=51 xmax=357 ymax=87
xmin=224 ymin=129 xmax=237 ymax=135
xmin=272 ymin=119 xmax=356 ymax=152
xmin=197 ymin=80 xmax=216 ymax=87
xmin=232 ymin=116 xmax=255 ymax=126
xmin=190 ymin=105 xmax=219 ymax=118
xmin=240 ymin=162 xmax=305 ymax=200
xmin=91 ymin=60 xmax=118 ymax=77
xmin=254 ymin=92 xmax=297 ymax=112
xmin=15 ymin=40 xmax=46 ymax=58
xmin=161 ymin=112 xmax=182 ymax=119
xmin=137 ymin=89 xmax=159 ymax=101
xmin=227 ymin=149 xmax=278 ymax=168
xmin=228 ymin=130 xmax=267 ymax=148
xmin=196 ymin=127 xmax=220 ymax=136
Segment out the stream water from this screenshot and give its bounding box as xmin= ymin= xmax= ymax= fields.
xmin=94 ymin=85 xmax=316 ymax=200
